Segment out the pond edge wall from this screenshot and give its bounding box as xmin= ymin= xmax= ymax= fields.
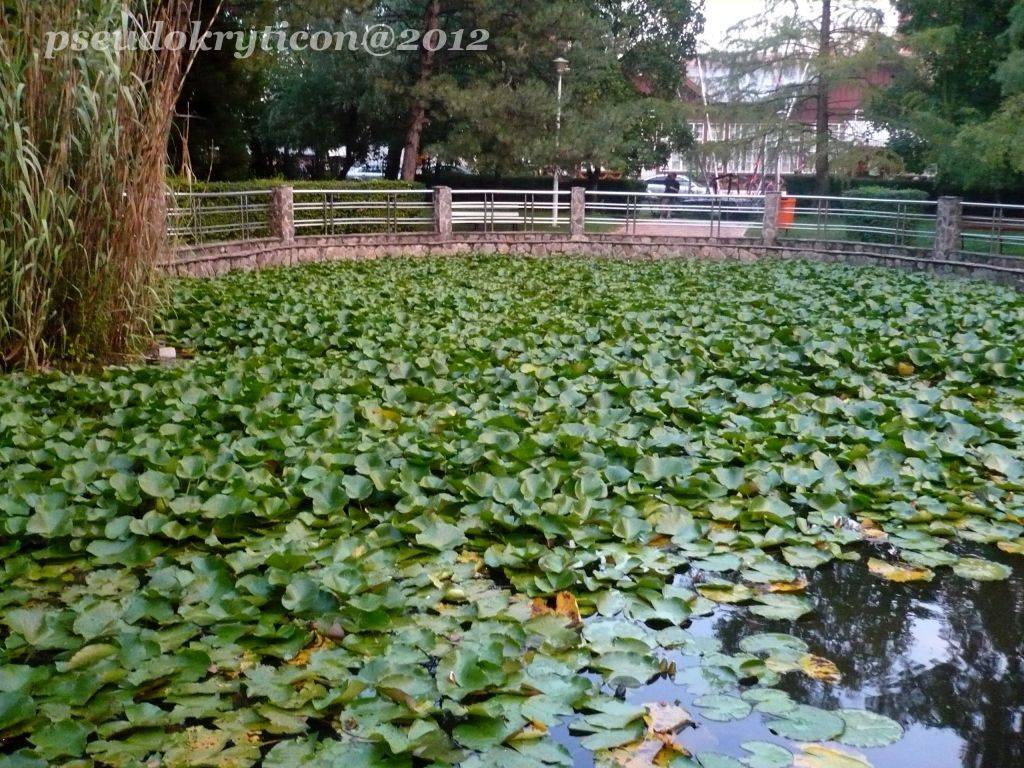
xmin=163 ymin=231 xmax=1024 ymax=289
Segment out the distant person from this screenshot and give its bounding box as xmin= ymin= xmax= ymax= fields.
xmin=661 ymin=172 xmax=682 ymax=219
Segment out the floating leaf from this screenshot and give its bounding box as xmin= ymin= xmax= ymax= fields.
xmin=740 ymin=741 xmax=793 ymax=768
xmin=952 ymin=557 xmax=1012 ymax=581
xmin=768 ymin=705 xmax=845 ymax=742
xmin=750 ymin=594 xmax=814 ymax=621
xmin=793 ymin=744 xmax=872 ymax=768
xmin=867 ymin=558 xmax=934 ymax=583
xmin=693 ymin=694 xmax=752 ymax=722
xmin=799 ymin=654 xmax=842 ymax=684
xmin=644 ymin=703 xmax=692 ymax=734
xmin=836 ymin=710 xmax=903 ymax=748
xmin=998 ymin=540 xmax=1024 ymax=555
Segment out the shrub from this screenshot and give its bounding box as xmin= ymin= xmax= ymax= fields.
xmin=841 ymin=187 xmax=932 ymax=244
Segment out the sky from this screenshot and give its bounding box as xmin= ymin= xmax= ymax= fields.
xmin=700 ymin=0 xmax=898 ymax=50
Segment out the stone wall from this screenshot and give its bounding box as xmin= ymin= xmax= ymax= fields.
xmin=162 ymin=231 xmax=1024 ymax=288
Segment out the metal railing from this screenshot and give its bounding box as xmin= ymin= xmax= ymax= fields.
xmin=961 ymin=203 xmax=1024 ymax=259
xmin=451 ymin=189 xmax=572 ymax=232
xmin=167 ymin=190 xmax=272 ymax=245
xmin=781 ymin=195 xmax=939 ymax=249
xmin=292 ymin=188 xmax=434 ymax=235
xmin=585 ymin=191 xmax=765 ymax=237
xmin=167 ymin=186 xmax=1024 ymax=271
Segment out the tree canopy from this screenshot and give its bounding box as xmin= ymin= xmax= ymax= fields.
xmin=175 ymin=0 xmax=705 ymax=181
xmin=873 ymin=0 xmax=1024 ymax=194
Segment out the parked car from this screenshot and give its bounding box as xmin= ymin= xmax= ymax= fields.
xmin=643 ymin=174 xmax=713 ymax=196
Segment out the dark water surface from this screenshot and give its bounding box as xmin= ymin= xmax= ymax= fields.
xmin=555 ymin=548 xmax=1024 ymax=768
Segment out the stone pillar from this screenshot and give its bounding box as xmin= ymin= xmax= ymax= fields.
xmin=269 ymin=185 xmax=294 ymax=243
xmin=762 ymin=193 xmax=781 ymax=246
xmin=934 ymin=196 xmax=963 ymax=261
xmin=571 ymin=186 xmax=586 ymax=239
xmin=433 ymin=186 xmax=453 ymax=239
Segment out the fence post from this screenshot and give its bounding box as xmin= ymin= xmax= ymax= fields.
xmin=571 ymin=186 xmax=586 ymax=239
xmin=934 ymin=196 xmax=963 ymax=261
xmin=762 ymin=192 xmax=781 ymax=246
xmin=269 ymin=185 xmax=294 ymax=243
xmin=433 ymin=186 xmax=453 ymax=239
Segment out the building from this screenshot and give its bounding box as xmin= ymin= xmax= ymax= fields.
xmin=657 ymin=55 xmax=893 ymax=190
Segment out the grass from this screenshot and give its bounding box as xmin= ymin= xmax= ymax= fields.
xmin=1 ymin=258 xmax=1023 ymax=766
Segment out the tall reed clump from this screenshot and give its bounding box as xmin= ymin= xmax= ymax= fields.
xmin=0 ymin=0 xmax=192 ymax=369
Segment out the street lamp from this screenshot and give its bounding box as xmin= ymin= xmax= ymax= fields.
xmin=552 ymin=56 xmax=570 ymax=226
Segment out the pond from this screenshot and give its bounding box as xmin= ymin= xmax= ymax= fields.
xmin=557 ymin=546 xmax=1024 ymax=768
xmin=2 ymin=258 xmax=1024 ymax=768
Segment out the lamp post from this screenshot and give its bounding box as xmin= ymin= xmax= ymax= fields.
xmin=552 ymin=56 xmax=570 ymax=227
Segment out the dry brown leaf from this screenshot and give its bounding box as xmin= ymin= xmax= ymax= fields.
xmin=867 ymin=558 xmax=934 ymax=583
xmin=287 ymin=632 xmax=334 ymax=667
xmin=998 ymin=540 xmax=1024 ymax=555
xmin=531 ymin=597 xmax=554 ymax=617
xmin=606 ymin=739 xmax=667 ymax=768
xmin=555 ymin=592 xmax=582 ymax=625
xmin=644 ymin=702 xmax=692 ymax=734
xmin=799 ymin=653 xmax=842 ymax=684
xmin=768 ymin=577 xmax=809 ymax=593
xmin=794 ymin=744 xmax=871 ymax=768
xmin=858 ymin=518 xmax=888 ymax=541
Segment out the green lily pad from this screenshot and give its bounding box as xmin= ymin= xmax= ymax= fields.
xmin=836 ymin=709 xmax=904 ymax=748
xmin=767 ymin=704 xmax=845 ymax=742
xmin=693 ymin=694 xmax=752 ymax=722
xmin=952 ymin=557 xmax=1012 ymax=581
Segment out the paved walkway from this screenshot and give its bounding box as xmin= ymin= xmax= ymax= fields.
xmin=613 ymin=221 xmax=755 ymax=237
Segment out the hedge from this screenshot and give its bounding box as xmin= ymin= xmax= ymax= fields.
xmin=840 ymin=186 xmax=933 ymax=244
xmin=782 ymin=175 xmax=937 ymax=198
xmin=416 ymin=172 xmax=647 ymax=193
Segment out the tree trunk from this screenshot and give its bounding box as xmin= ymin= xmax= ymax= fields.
xmin=814 ymin=0 xmax=832 ymax=195
xmin=401 ymin=0 xmax=441 ymax=182
xmin=385 ymin=140 xmax=403 ymax=180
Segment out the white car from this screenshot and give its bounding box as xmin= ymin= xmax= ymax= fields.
xmin=643 ymin=174 xmax=713 ymax=196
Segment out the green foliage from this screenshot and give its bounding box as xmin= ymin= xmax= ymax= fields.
xmin=1 ymin=257 xmax=1024 ymax=763
xmin=0 ymin=0 xmax=187 ymax=369
xmin=877 ymin=0 xmax=1024 ymax=193
xmin=840 ymin=187 xmax=931 ymax=244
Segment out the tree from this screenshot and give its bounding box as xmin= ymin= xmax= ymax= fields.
xmin=171 ymin=1 xmax=274 ymax=181
xmin=873 ymin=0 xmax=1024 ymax=194
xmin=407 ymin=0 xmax=704 ymax=178
xmin=260 ymin=13 xmax=405 ymax=179
xmin=698 ymin=0 xmax=890 ymax=192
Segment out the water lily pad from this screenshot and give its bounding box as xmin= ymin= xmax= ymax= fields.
xmin=767 ymin=705 xmax=845 ymax=742
xmin=698 ymin=581 xmax=756 ymax=604
xmin=997 ymin=540 xmax=1024 ymax=555
xmin=740 ymin=741 xmax=793 ymax=768
xmin=693 ymin=694 xmax=752 ymax=722
xmin=952 ymin=557 xmax=1012 ymax=581
xmin=836 ymin=710 xmax=903 ymax=748
xmin=738 ymin=633 xmax=809 ymax=659
xmin=793 ymin=744 xmax=872 ymax=768
xmin=741 ymin=688 xmax=798 ymax=716
xmin=698 ymin=753 xmax=746 ymax=768
xmin=750 ymin=594 xmax=814 ymax=621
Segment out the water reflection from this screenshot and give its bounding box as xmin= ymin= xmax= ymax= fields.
xmin=558 ymin=549 xmax=1024 ymax=768
xmin=709 ymin=549 xmax=1024 ymax=768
